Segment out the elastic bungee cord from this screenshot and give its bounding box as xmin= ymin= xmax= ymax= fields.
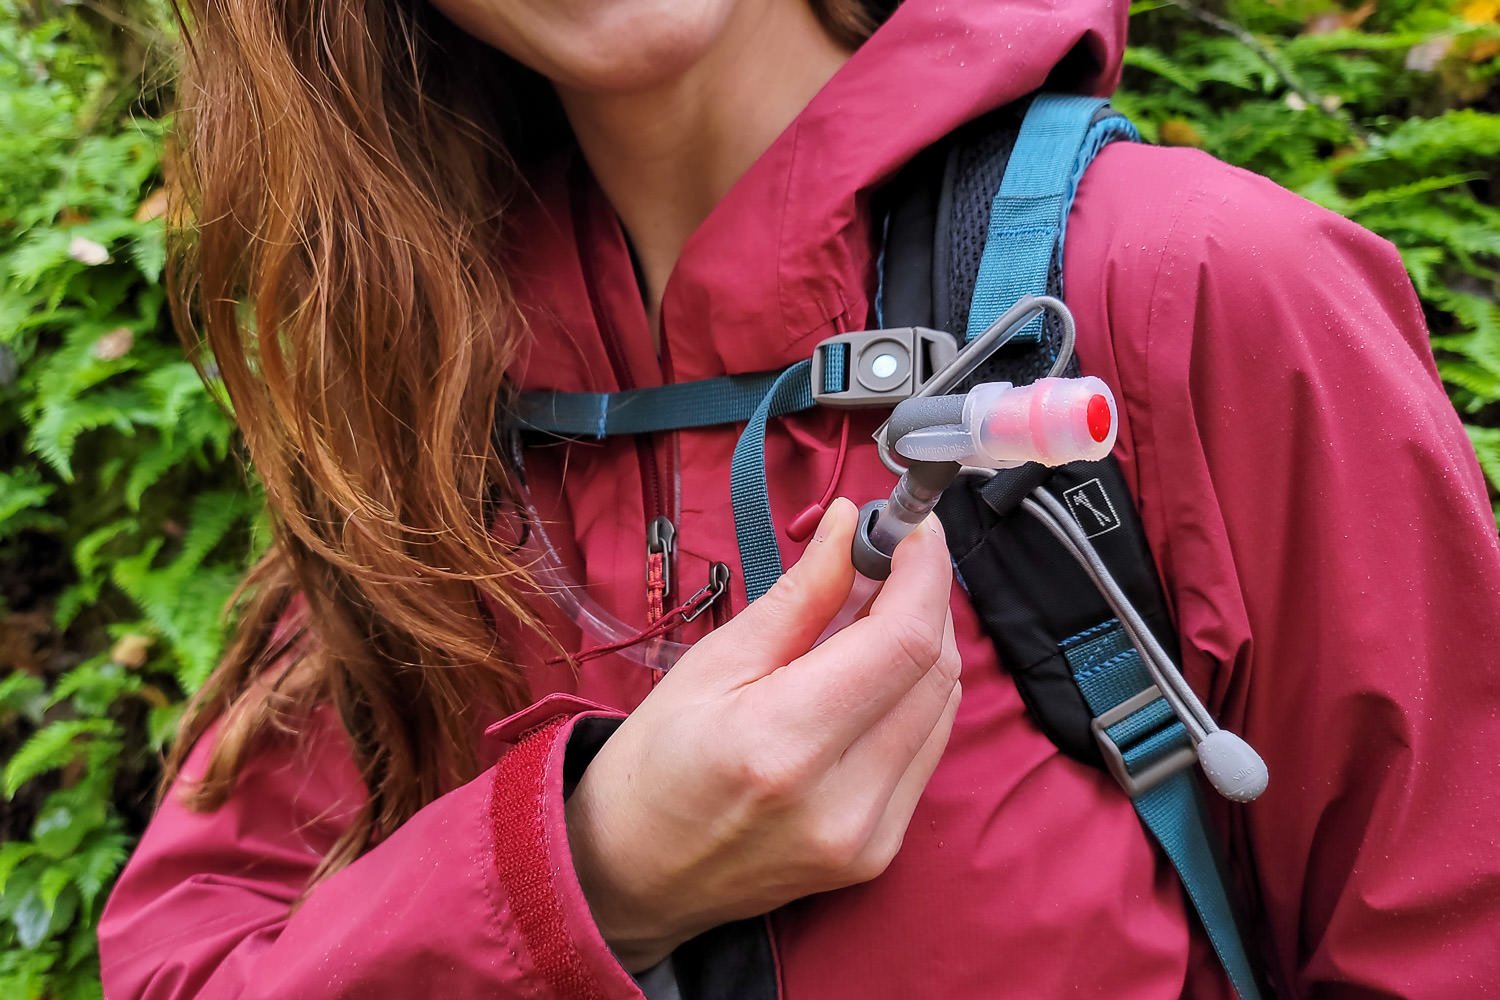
xmin=851 ymin=292 xmax=1268 ymax=804
xmin=1021 ymin=488 xmax=1268 ymax=802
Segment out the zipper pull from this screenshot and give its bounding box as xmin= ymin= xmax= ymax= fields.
xmin=549 ymin=562 xmax=734 ymax=669
xmin=646 ymin=516 xmax=676 ymax=623
xmin=681 ymin=563 xmax=732 ymax=624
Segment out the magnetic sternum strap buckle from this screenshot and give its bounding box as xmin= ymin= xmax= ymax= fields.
xmin=1090 ymin=685 xmax=1198 ymax=798
xmin=811 ymin=327 xmax=957 ymax=408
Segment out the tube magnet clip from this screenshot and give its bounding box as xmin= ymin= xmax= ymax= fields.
xmin=812 ymin=328 xmax=957 ymax=408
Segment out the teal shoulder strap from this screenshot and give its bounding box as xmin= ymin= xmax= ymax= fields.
xmin=966 ymin=93 xmax=1139 ymax=344
xmin=973 ymin=94 xmax=1263 ymax=1000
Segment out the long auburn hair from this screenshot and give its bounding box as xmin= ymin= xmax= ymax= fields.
xmin=165 ymin=0 xmax=884 ymax=879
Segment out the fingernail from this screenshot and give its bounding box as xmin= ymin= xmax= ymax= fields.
xmin=813 ymin=498 xmax=846 ymax=543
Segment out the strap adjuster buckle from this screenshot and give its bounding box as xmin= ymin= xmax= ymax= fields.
xmin=1091 ymin=685 xmax=1198 ymax=798
xmin=811 ymin=327 xmax=957 ymax=409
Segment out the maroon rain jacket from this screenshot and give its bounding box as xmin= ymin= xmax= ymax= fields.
xmin=100 ymin=0 xmax=1500 ymax=996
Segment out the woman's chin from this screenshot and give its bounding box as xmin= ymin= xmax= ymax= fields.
xmin=433 ymin=0 xmax=741 ymax=95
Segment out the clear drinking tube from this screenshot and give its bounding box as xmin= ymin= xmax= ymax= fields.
xmin=866 ymin=472 xmax=946 ymax=556
xmin=521 ymin=494 xmax=693 ymax=671
xmin=522 ymin=491 xmax=880 ymax=669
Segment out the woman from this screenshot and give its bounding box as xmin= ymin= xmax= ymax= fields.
xmin=100 ymin=0 xmax=1500 ymax=996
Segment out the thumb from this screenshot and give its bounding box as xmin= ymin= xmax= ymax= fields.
xmin=701 ymin=497 xmax=859 ymax=680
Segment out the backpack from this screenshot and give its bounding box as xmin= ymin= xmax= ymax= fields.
xmin=511 ymin=93 xmax=1265 ymax=999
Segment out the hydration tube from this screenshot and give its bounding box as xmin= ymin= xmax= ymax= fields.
xmin=520 ymin=495 xmax=695 ymax=671
xmin=848 ymin=293 xmax=1268 ymax=803
xmin=523 ymin=490 xmax=884 ymax=669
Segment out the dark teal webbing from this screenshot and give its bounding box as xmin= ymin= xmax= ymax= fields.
xmin=514 ymin=344 xmax=848 ymax=442
xmin=977 ymin=94 xmax=1261 ymax=999
xmin=516 ymin=371 xmax=784 ymax=439
xmin=1061 ymin=621 xmax=1262 ymax=1000
xmin=728 ymin=360 xmax=816 ymax=602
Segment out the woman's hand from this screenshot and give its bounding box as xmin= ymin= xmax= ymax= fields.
xmin=565 ymin=498 xmax=962 ymax=972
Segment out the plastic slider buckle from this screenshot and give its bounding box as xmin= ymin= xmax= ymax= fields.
xmin=1090 ymin=686 xmax=1198 ymax=798
xmin=811 ymin=327 xmax=957 ymax=409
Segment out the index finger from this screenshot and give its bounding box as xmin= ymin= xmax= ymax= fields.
xmin=750 ymin=517 xmax=956 ymax=749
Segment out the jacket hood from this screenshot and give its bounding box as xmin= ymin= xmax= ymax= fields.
xmin=510 ymin=0 xmax=1128 ymax=388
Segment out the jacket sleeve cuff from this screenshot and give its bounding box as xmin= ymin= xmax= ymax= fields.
xmin=486 ymin=694 xmax=641 ymax=1000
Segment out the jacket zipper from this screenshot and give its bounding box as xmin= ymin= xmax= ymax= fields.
xmin=574 ymin=173 xmax=679 ymax=624
xmin=646 ymin=516 xmax=675 ymax=623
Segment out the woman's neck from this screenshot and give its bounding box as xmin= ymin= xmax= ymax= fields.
xmin=556 ymin=0 xmax=852 ymax=329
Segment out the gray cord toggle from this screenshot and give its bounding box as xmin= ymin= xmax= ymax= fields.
xmin=1196 ymin=730 xmax=1270 ymax=803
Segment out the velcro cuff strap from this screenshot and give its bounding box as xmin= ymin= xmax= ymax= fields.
xmin=488 ymin=709 xmax=642 ymax=1000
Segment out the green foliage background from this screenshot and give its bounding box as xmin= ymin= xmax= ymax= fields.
xmin=1 ymin=0 xmax=1496 ymax=994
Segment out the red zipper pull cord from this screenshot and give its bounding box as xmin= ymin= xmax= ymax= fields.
xmin=551 ymin=563 xmax=731 ymax=667
xmin=646 ymin=550 xmax=667 ymax=622
xmin=645 ymin=516 xmax=675 ymax=624
xmin=786 ymin=411 xmax=851 ymax=543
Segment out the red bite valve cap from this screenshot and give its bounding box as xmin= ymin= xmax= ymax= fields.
xmin=1087 ymin=393 xmax=1112 ymax=443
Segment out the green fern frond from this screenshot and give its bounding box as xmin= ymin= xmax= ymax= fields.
xmin=1436 ymin=360 xmax=1500 ymax=407
xmin=47 ymin=661 xmax=141 ymax=715
xmin=1466 ymin=426 xmax=1500 ymax=494
xmin=0 ymin=469 xmax=61 ymax=540
xmin=51 ymin=579 xmax=102 ymax=631
xmin=1344 ymin=174 xmax=1484 ymax=214
xmin=172 ymin=491 xmax=249 ymax=576
xmin=28 ymin=322 xmax=143 ymax=406
xmin=26 ymin=388 xmax=149 ymax=480
xmin=1366 ymin=109 xmax=1500 ymax=172
xmin=5 ymin=229 xmax=77 ymax=290
xmin=1124 ymin=46 xmax=1202 ymax=92
xmin=2 ymin=721 xmax=118 ymax=799
xmin=1394 ymin=246 xmax=1447 ymax=299
xmin=0 ymin=673 xmax=48 ymax=723
xmin=71 ymin=831 xmax=130 ymax=907
xmin=127 ymin=224 xmax=165 ymax=284
xmin=0 ymin=843 xmax=38 ymax=896
xmin=141 ymin=360 xmax=202 ymax=412
xmin=124 ymin=435 xmax=192 ymax=510
xmin=71 ymin=520 xmax=136 ymax=579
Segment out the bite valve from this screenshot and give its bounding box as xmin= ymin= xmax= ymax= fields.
xmin=850 ymin=374 xmax=1122 ymax=581
xmin=891 ymin=376 xmax=1119 ymax=468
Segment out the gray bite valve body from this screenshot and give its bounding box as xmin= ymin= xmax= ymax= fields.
xmin=854 ymin=375 xmax=1119 ymax=579
xmin=852 ymin=465 xmax=954 ymax=581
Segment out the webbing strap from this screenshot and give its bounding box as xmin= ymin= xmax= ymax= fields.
xmin=730 ymin=360 xmax=816 ymax=602
xmin=517 ymin=343 xmax=855 ymax=603
xmin=1062 ymin=622 xmax=1263 ymax=1000
xmin=515 ymin=372 xmax=782 ymax=439
xmin=965 ymin=95 xmax=1139 ymax=344
xmin=514 ymin=345 xmax=849 ymax=440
